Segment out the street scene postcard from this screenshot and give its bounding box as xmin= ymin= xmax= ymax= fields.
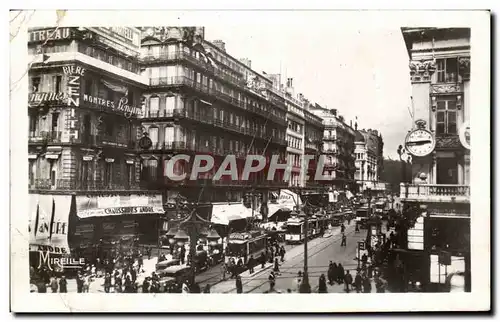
xmin=9 ymin=9 xmax=491 ymax=313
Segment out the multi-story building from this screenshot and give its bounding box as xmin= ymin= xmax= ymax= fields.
xmin=303 ymin=105 xmax=325 ymax=189
xmin=354 ymin=126 xmax=385 ymax=193
xmin=282 ymin=79 xmax=306 ymax=188
xmin=137 ymin=27 xmax=288 ymax=225
xmin=28 ymin=27 xmax=165 ymax=264
xmin=399 ymin=27 xmax=471 ymax=292
xmin=308 ymin=105 xmax=356 ymax=193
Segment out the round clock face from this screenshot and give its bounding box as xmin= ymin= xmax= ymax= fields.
xmin=405 ymin=129 xmax=435 ymax=157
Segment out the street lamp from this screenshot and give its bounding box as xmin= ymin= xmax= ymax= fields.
xmin=174 ymin=229 xmax=189 ymax=247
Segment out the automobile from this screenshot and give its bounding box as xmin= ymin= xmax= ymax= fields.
xmin=158 ymin=265 xmax=192 ymax=293
xmin=155 ymin=258 xmax=181 ymax=275
xmin=355 ymin=207 xmax=370 ymax=228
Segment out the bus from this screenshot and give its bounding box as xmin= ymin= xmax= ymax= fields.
xmin=285 ymin=216 xmax=306 ymax=244
xmin=225 ymin=230 xmax=268 ymax=269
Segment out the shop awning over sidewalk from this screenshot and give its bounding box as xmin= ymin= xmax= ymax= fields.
xmin=75 ymin=193 xmax=164 ymax=219
xmin=29 ymin=194 xmax=73 ymax=254
xmin=211 ymin=203 xmax=255 ymax=225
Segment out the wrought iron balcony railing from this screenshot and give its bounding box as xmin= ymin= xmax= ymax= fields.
xmin=29 ymin=179 xmax=141 ymax=191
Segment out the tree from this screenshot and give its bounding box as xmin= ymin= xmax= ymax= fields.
xmin=380 ymin=158 xmax=411 ymax=194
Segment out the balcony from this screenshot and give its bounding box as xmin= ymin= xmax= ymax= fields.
xmin=400 ymin=183 xmax=470 ymax=203
xmin=148 ymin=76 xmax=286 ymax=126
xmin=28 ymin=131 xmax=62 ymax=144
xmin=141 ymin=51 xmax=247 ymax=89
xmin=29 ymin=179 xmax=141 ymax=192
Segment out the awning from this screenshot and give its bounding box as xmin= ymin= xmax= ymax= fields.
xmin=268 ymin=203 xmax=292 ymax=217
xmin=76 ymin=193 xmax=164 ymax=219
xmin=29 ymin=194 xmax=72 ymax=254
xmin=211 ymin=203 xmax=255 ymax=225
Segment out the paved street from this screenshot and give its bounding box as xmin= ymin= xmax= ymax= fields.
xmin=208 ymin=222 xmax=367 ymax=293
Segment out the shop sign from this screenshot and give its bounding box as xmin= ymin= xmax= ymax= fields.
xmin=29 ymin=92 xmax=69 ymax=105
xmin=29 ymin=27 xmax=72 ymax=43
xmin=76 ymin=194 xmax=164 ymax=219
xmin=82 ymin=94 xmax=142 ymax=117
xmin=63 ymin=65 xmax=85 ymax=107
xmin=29 ymin=194 xmax=72 ymax=254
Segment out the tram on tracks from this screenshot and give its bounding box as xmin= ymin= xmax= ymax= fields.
xmin=285 ymin=214 xmax=330 ymax=243
xmin=285 ymin=216 xmax=306 ymax=244
xmin=224 ymin=230 xmax=268 ymax=267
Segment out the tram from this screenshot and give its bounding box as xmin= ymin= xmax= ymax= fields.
xmin=224 ymin=230 xmax=268 ymax=267
xmin=285 ymin=216 xmax=306 ymax=244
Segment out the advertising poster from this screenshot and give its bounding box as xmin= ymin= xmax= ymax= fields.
xmin=76 ymin=194 xmax=164 ymax=218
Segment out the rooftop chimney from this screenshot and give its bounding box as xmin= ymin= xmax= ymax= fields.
xmin=332 ymin=109 xmax=337 ymax=116
xmin=355 ymin=122 xmax=358 ymax=131
xmin=212 ymin=40 xmax=226 ymax=52
xmin=239 ymin=58 xmax=252 ymax=68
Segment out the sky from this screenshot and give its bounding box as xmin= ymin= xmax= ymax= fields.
xmin=205 ymin=26 xmax=413 ymax=159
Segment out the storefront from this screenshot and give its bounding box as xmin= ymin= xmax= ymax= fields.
xmin=73 ymin=193 xmax=164 ymax=257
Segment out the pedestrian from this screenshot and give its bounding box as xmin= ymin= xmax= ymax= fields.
xmin=83 ymin=274 xmax=91 ymax=293
xmin=327 ymin=262 xmax=335 ymax=285
xmin=58 ymin=275 xmax=67 ymax=293
xmin=50 ymin=276 xmax=58 ymax=293
xmin=76 ymin=273 xmax=83 ymax=293
xmin=355 ymin=223 xmax=360 ymax=233
xmin=104 ymin=273 xmax=111 ymax=293
xmin=36 ymin=279 xmax=47 ymax=293
xmin=354 ymin=271 xmax=362 ymax=293
xmin=318 ymin=274 xmax=328 ymax=293
xmin=221 ymin=262 xmax=227 ymax=281
xmin=273 ymin=258 xmax=281 ymax=275
xmin=259 ymin=252 xmax=266 ymax=269
xmin=295 ymin=271 xmax=303 ymax=292
xmin=142 ymin=277 xmax=150 ymax=293
xmin=362 ymin=274 xmax=372 ymax=293
xmin=236 ymin=275 xmax=243 ymax=294
xmin=341 ymin=233 xmax=347 ymax=247
xmin=337 ymin=264 xmax=345 ymax=284
xmin=247 ymin=255 xmax=255 ymax=274
xmin=344 ymin=270 xmax=353 ymax=293
xmin=280 ymin=246 xmax=286 ymax=262
xmin=203 ymin=284 xmax=211 ymax=293
xmin=341 ymin=223 xmax=345 ymax=234
xmin=268 ymin=271 xmax=276 ymax=292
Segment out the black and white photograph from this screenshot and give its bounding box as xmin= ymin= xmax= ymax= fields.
xmin=8 ymin=8 xmax=490 ymax=313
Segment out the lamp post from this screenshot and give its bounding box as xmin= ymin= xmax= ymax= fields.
xmin=169 ymin=201 xmax=211 ymax=287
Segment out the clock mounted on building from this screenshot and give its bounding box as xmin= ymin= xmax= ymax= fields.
xmin=404 ymin=128 xmax=436 ymax=157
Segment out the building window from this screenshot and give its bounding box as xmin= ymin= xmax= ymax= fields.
xmin=104 ymin=162 xmax=113 ymax=186
xmin=436 ymin=97 xmax=457 ymax=135
xmin=165 ymin=96 xmax=175 ymax=113
xmin=31 ymin=77 xmax=41 ymax=92
xmin=104 ymin=116 xmax=114 ymax=137
xmin=52 ymin=75 xmax=62 ymax=92
xmin=50 ymin=160 xmax=57 ymax=186
xmin=164 ymin=126 xmax=174 ymax=145
xmin=126 ymin=163 xmax=135 ymax=187
xmin=85 ymin=79 xmax=93 ymax=96
xmin=148 ymin=127 xmax=158 ymax=148
xmin=436 ymin=58 xmax=459 ymax=83
xmin=147 ymin=159 xmax=158 ymax=181
xmin=149 ymin=96 xmax=159 ymax=116
xmin=51 ymin=112 xmax=59 ymax=133
xmin=29 ymin=160 xmax=36 ymax=185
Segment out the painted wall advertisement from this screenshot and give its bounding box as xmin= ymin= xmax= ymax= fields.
xmin=76 ymin=194 xmax=164 ymax=219
xmin=29 ymin=194 xmax=72 ymax=254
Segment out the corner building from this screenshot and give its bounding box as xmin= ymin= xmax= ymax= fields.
xmin=28 ymin=27 xmax=164 ymax=265
xmin=137 ymin=27 xmax=288 ymax=224
xmin=399 ymin=28 xmax=471 ymax=292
